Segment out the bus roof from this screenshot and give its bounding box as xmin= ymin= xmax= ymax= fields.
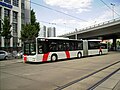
xmin=37 ymin=37 xmax=102 ymax=42
xmin=37 ymin=37 xmax=68 ymax=39
xmin=87 ymin=39 xmax=102 ymax=41
xmin=37 ymin=37 xmax=83 ymax=41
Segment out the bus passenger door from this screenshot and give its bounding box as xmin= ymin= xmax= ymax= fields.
xmin=83 ymin=40 xmax=88 ymax=56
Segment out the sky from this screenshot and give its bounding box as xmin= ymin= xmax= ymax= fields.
xmin=31 ymin=0 xmax=120 ymax=36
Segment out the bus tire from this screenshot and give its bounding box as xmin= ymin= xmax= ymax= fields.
xmin=51 ymin=54 xmax=58 ymax=61
xmin=99 ymin=51 xmax=102 ymax=55
xmin=77 ymin=52 xmax=82 ymax=59
xmin=4 ymin=56 xmax=8 ymax=60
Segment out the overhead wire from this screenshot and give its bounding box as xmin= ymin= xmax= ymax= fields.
xmin=12 ymin=14 xmax=76 ymax=29
xmin=26 ymin=0 xmax=88 ymax=22
xmin=24 ymin=0 xmax=120 ymax=30
xmin=99 ymin=0 xmax=120 ymax=16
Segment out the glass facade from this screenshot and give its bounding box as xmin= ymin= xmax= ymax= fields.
xmin=13 ymin=23 xmax=17 ymax=34
xmin=0 ymin=0 xmax=30 ymax=49
xmin=4 ymin=8 xmax=10 ymax=17
xmin=3 ymin=9 xmax=11 ymax=47
xmin=13 ymin=11 xmax=18 ymax=22
xmin=13 ymin=37 xmax=18 ymax=48
xmin=13 ymin=0 xmax=19 ymax=7
xmin=0 ymin=7 xmax=1 ymax=47
xmin=12 ymin=11 xmax=18 ymax=48
xmin=21 ymin=2 xmax=24 ymax=9
xmin=4 ymin=0 xmax=11 ymax=4
xmin=0 ymin=7 xmax=1 ymax=18
xmin=21 ymin=12 xmax=25 ymax=19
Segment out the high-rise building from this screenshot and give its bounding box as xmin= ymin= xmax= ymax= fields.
xmin=47 ymin=27 xmax=56 ymax=37
xmin=39 ymin=25 xmax=56 ymax=37
xmin=0 ymin=0 xmax=30 ymax=50
xmin=39 ymin=25 xmax=47 ymax=37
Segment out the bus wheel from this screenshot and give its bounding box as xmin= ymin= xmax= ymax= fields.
xmin=51 ymin=54 xmax=58 ymax=61
xmin=77 ymin=52 xmax=82 ymax=59
xmin=99 ymin=51 xmax=102 ymax=55
xmin=4 ymin=56 xmax=8 ymax=60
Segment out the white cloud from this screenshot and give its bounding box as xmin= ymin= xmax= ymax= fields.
xmin=51 ymin=18 xmax=93 ymax=36
xmin=45 ymin=4 xmax=120 ymax=36
xmin=52 ymin=9 xmax=116 ymax=36
xmin=44 ymin=0 xmax=93 ymax=13
xmin=52 ymin=19 xmax=78 ymax=25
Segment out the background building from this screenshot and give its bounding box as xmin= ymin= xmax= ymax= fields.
xmin=47 ymin=27 xmax=56 ymax=37
xmin=39 ymin=25 xmax=56 ymax=37
xmin=0 ymin=0 xmax=30 ymax=50
xmin=39 ymin=25 xmax=47 ymax=37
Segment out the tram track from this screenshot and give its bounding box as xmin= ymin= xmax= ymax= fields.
xmin=55 ymin=60 xmax=120 ymax=90
xmin=87 ymin=68 xmax=120 ymax=90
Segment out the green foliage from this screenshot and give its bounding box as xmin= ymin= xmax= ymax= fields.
xmin=31 ymin=9 xmax=36 ymax=25
xmin=0 ymin=20 xmax=1 ymax=35
xmin=117 ymin=41 xmax=120 ymax=46
xmin=31 ymin=9 xmax=40 ymax=36
xmin=1 ymin=17 xmax=12 ymax=39
xmin=21 ymin=24 xmax=38 ymax=41
xmin=21 ymin=9 xmax=40 ymax=42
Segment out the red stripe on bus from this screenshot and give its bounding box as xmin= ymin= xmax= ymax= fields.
xmin=24 ymin=55 xmax=27 ymax=62
xmin=65 ymin=51 xmax=70 ymax=59
xmin=42 ymin=52 xmax=50 ymax=62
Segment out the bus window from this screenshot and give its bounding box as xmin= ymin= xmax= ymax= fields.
xmin=88 ymin=41 xmax=100 ymax=49
xmin=58 ymin=43 xmax=63 ymax=51
xmin=100 ymin=43 xmax=107 ymax=49
xmin=38 ymin=42 xmax=48 ymax=54
xmin=38 ymin=45 xmax=43 ymax=54
xmin=24 ymin=43 xmax=29 ymax=54
xmin=24 ymin=42 xmax=36 ymax=55
xmin=30 ymin=43 xmax=36 ymax=54
xmin=49 ymin=41 xmax=58 ymax=52
xmin=70 ymin=42 xmax=74 ymax=51
xmin=78 ymin=42 xmax=83 ymax=50
xmin=66 ymin=42 xmax=69 ymax=50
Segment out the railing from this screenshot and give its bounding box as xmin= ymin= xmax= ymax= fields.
xmin=62 ymin=17 xmax=120 ymax=36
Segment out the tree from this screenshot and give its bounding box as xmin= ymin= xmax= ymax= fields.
xmin=31 ymin=9 xmax=36 ymax=25
xmin=21 ymin=24 xmax=38 ymax=41
xmin=1 ymin=17 xmax=12 ymax=47
xmin=31 ymin=9 xmax=40 ymax=38
xmin=0 ymin=19 xmax=2 ymax=35
xmin=21 ymin=9 xmax=40 ymax=41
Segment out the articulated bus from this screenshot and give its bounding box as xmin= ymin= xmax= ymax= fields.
xmin=23 ymin=37 xmax=108 ymax=62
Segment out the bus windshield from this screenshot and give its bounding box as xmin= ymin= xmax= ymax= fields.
xmin=24 ymin=42 xmax=36 ymax=55
xmin=37 ymin=39 xmax=48 ymax=54
xmin=100 ymin=43 xmax=107 ymax=49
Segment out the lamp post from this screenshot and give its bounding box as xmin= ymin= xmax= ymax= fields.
xmin=111 ymin=3 xmax=115 ymax=19
xmin=64 ymin=23 xmax=66 ymax=33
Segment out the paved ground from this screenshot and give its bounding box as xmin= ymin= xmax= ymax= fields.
xmin=0 ymin=52 xmax=120 ymax=90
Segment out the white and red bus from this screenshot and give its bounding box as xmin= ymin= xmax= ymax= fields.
xmin=23 ymin=37 xmax=108 ymax=62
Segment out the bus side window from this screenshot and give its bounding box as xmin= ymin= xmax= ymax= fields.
xmin=49 ymin=41 xmax=58 ymax=52
xmin=70 ymin=42 xmax=74 ymax=50
xmin=58 ymin=44 xmax=62 ymax=51
xmin=38 ymin=45 xmax=43 ymax=54
xmin=78 ymin=42 xmax=83 ymax=50
xmin=66 ymin=42 xmax=69 ymax=50
xmin=100 ymin=44 xmax=107 ymax=49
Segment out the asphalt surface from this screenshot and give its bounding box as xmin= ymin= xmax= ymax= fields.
xmin=0 ymin=52 xmax=120 ymax=90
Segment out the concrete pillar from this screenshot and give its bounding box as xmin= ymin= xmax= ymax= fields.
xmin=75 ymin=34 xmax=77 ymax=40
xmin=113 ymin=38 xmax=116 ymax=51
xmin=1 ymin=7 xmax=4 ymax=47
